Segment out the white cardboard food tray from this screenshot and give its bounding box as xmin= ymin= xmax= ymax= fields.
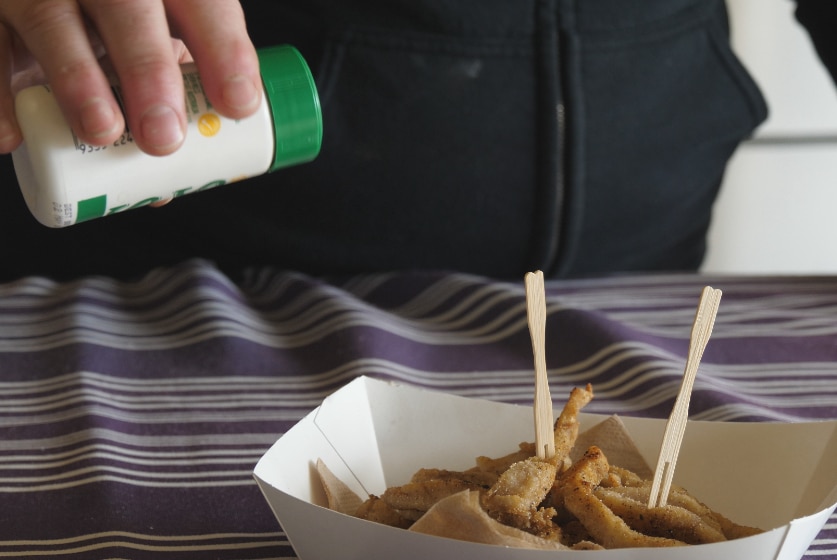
xmin=254 ymin=376 xmax=837 ymax=559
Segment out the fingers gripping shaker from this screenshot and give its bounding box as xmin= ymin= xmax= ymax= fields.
xmin=11 ymin=46 xmax=322 ymax=227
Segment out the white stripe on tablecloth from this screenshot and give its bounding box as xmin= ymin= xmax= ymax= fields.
xmin=0 ymin=531 xmax=288 ymax=557
xmin=0 ymin=429 xmax=279 ymax=492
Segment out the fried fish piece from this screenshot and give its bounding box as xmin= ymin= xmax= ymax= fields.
xmin=552 ymin=384 xmax=594 ymax=466
xmin=410 ymin=490 xmax=569 ymax=551
xmin=483 ymin=457 xmax=561 ymax=540
xmin=600 ymin=482 xmax=762 ymax=540
xmin=471 ymin=442 xmax=535 ymax=477
xmin=409 ymin=468 xmax=497 ymax=487
xmin=606 ymin=464 xmax=648 ymax=488
xmin=553 ymin=446 xmax=685 ymax=549
xmin=382 ymin=470 xmax=493 ymax=520
xmin=713 ymin=510 xmax=766 ymax=540
xmin=355 ymin=495 xmax=413 ymax=529
xmin=595 ymin=487 xmax=726 ymax=544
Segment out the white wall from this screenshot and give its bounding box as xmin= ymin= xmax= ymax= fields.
xmin=701 ymin=0 xmax=837 ymax=274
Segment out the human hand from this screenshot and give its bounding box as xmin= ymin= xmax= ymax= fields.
xmin=0 ymin=0 xmax=261 ymax=156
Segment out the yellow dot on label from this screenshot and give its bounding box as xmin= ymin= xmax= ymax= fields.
xmin=197 ymin=113 xmax=222 ymax=137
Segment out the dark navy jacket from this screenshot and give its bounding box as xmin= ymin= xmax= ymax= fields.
xmin=0 ymin=1 xmax=829 ymax=280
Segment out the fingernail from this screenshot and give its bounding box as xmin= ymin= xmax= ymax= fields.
xmin=141 ymin=104 xmax=184 ymax=151
xmin=80 ymin=97 xmax=120 ymax=139
xmin=222 ymin=74 xmax=260 ymax=112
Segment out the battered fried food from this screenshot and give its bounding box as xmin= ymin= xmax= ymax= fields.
xmin=595 ymin=487 xmax=726 ymax=544
xmin=319 ymin=385 xmax=763 ymax=550
xmin=382 ymin=474 xmax=489 ymax=521
xmin=354 ymin=495 xmax=413 ymax=529
xmin=408 ymin=468 xmax=497 ymax=487
xmin=478 ymin=384 xmax=596 ymax=540
xmin=553 ymin=446 xmax=685 ymax=548
xmin=596 ymin=482 xmax=763 ymax=540
xmin=472 ymin=442 xmax=534 ymax=477
xmin=552 ymin=384 xmax=594 ymax=465
xmin=483 ymin=457 xmax=560 ymax=539
xmin=410 ymin=490 xmax=568 ymax=550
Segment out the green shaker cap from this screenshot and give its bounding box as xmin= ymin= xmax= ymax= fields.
xmin=257 ymin=45 xmax=323 ymax=172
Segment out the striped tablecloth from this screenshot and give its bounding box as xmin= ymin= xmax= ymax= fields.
xmin=0 ymin=259 xmax=835 ymax=558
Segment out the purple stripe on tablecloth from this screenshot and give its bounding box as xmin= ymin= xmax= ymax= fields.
xmin=0 ymin=486 xmax=278 ymax=536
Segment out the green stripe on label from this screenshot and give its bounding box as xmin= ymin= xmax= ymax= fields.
xmin=77 ymin=195 xmax=107 ymax=223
